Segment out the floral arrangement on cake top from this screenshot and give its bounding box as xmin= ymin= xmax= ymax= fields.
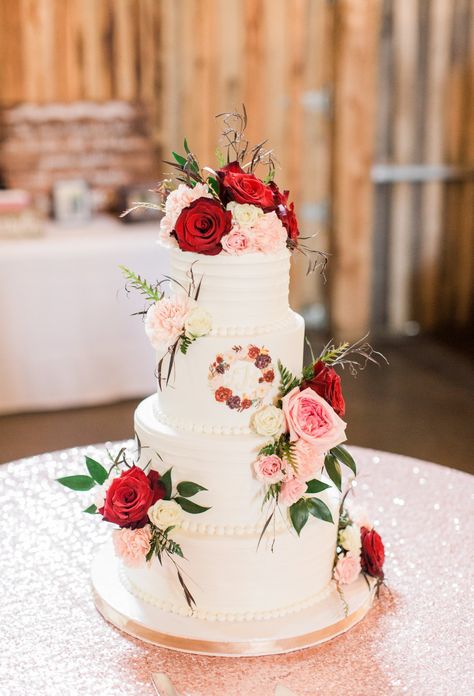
xmin=57 ymin=443 xmax=210 ymax=609
xmin=120 ymin=264 xmax=212 ymax=388
xmin=122 ymin=108 xmax=325 ymax=272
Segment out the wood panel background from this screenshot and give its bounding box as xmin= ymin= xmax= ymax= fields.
xmin=0 ymin=0 xmax=472 ymax=336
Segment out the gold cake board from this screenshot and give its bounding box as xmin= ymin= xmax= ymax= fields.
xmin=91 ymin=541 xmax=376 ymax=657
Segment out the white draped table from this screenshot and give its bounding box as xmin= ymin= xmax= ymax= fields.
xmin=0 ymin=444 xmax=473 ymax=695
xmin=0 ymin=217 xmax=167 ymax=414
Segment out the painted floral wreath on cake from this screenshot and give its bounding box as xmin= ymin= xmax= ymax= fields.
xmin=209 ymin=344 xmax=275 ymax=412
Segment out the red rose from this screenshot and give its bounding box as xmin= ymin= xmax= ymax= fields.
xmin=303 ymin=360 xmax=345 ymax=417
xmin=241 ymin=398 xmax=252 ymax=409
xmin=248 ymin=345 xmax=260 ymax=359
xmin=269 ymin=182 xmax=299 ymax=241
xmin=102 ymin=466 xmax=164 ymax=529
xmin=263 ymin=369 xmax=275 ymax=383
xmin=217 ymin=161 xmax=275 ymax=210
xmin=174 ymin=197 xmax=231 ymax=255
xmin=215 ymin=386 xmax=232 ymax=402
xmin=360 ymin=527 xmax=385 ymax=580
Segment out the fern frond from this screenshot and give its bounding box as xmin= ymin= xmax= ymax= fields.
xmin=120 ymin=266 xmax=163 ymax=303
xmin=278 ymin=360 xmax=301 ymax=397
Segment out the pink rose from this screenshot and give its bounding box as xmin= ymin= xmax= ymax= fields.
xmin=333 ymin=553 xmax=361 ymax=585
xmin=279 ymin=478 xmax=306 ymax=506
xmin=254 ymin=455 xmax=285 ymax=484
xmin=221 ymin=227 xmax=253 ymax=255
xmin=159 ymin=183 xmax=213 ymax=246
xmin=145 ymin=295 xmax=191 ymax=349
xmin=112 ymin=525 xmax=152 ymax=568
xmin=281 ymin=387 xmax=347 ymax=452
xmin=252 ymin=211 xmax=287 ymax=253
xmin=294 ymin=439 xmax=324 ymax=481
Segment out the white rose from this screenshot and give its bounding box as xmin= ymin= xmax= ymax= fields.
xmin=338 ymin=524 xmax=362 ymax=556
xmin=251 ymin=405 xmax=285 ymax=437
xmin=148 ymin=499 xmax=183 ymax=530
xmin=227 ymin=202 xmax=264 ymax=228
xmin=184 ymin=306 xmax=212 ymax=339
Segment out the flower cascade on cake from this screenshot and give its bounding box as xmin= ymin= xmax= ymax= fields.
xmin=57 ymin=446 xmax=210 ymax=609
xmin=250 ymin=337 xmax=387 ymax=597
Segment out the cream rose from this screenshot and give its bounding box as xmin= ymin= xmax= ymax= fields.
xmin=338 ymin=524 xmax=362 ymax=556
xmin=281 ymin=386 xmax=347 ymax=452
xmin=227 ymin=202 xmax=263 ymax=228
xmin=184 ymin=305 xmax=212 ymax=339
xmin=148 ymin=499 xmax=183 ymax=530
xmin=251 ymin=404 xmax=285 ymax=437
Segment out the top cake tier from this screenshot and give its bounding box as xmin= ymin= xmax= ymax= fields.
xmin=170 ymin=247 xmax=291 ymax=331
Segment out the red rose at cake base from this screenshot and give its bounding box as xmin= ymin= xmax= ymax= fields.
xmin=303 ymin=359 xmax=345 ymax=417
xmin=101 ymin=465 xmax=165 ymax=529
xmin=217 ymin=161 xmax=275 ymax=210
xmin=360 ymin=527 xmax=385 ymax=579
xmin=174 ymin=197 xmax=231 ymax=255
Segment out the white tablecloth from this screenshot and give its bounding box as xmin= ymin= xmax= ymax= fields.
xmin=0 ymin=217 xmax=167 ymax=414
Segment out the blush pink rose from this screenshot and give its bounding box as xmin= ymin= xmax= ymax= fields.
xmin=254 ymin=455 xmax=285 ymax=484
xmin=333 ymin=553 xmax=361 ymax=585
xmin=145 ymin=295 xmax=191 ymax=349
xmin=221 ymin=227 xmax=253 ymax=255
xmin=112 ymin=525 xmax=152 ymax=568
xmin=294 ymin=439 xmax=324 ymax=481
xmin=252 ymin=211 xmax=287 ymax=253
xmin=281 ymin=387 xmax=347 ymax=452
xmin=279 ymin=478 xmax=306 ymax=506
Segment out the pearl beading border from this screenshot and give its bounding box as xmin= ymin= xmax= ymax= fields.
xmin=179 ymin=517 xmax=288 ymax=537
xmin=207 ymin=312 xmax=293 ymax=337
xmin=155 ymin=407 xmax=252 ymax=435
xmin=120 ymin=565 xmax=334 ymax=622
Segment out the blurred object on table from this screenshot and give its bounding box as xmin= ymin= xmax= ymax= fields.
xmin=52 ymin=179 xmax=91 ymax=224
xmin=0 ymin=188 xmax=43 ymax=238
xmin=117 ymin=184 xmax=162 ymax=224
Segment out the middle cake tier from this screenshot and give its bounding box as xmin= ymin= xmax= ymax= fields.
xmin=155 ymin=310 xmax=304 ymax=433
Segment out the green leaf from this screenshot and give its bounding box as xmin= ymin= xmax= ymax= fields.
xmin=174 ymin=497 xmax=210 ymax=515
xmin=306 ymin=497 xmax=333 ymax=524
xmin=183 ymin=138 xmax=191 ymax=154
xmin=85 ymin=456 xmax=108 ymax=485
xmin=176 ymin=481 xmax=208 ymax=498
xmin=325 ymin=453 xmax=342 ymax=491
xmin=160 ymin=468 xmax=173 ymax=499
xmin=172 ymin=151 xmax=187 ymax=166
xmin=83 ymin=504 xmax=97 ymax=514
xmin=57 ymin=475 xmax=95 ymax=491
xmin=258 ymin=442 xmax=276 ymax=457
xmin=289 ymin=499 xmax=309 ymax=536
xmin=207 ymin=176 xmax=219 ymax=195
xmin=305 ymin=479 xmax=331 ymax=494
xmin=332 ymin=445 xmax=357 ymax=476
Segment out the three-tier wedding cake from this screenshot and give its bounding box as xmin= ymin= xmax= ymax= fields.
xmin=60 ymin=113 xmax=385 ymax=654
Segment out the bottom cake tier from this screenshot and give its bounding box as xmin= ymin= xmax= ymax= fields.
xmin=133 ymin=395 xmax=341 ymax=621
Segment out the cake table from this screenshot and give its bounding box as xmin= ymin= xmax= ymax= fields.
xmin=1 ymin=443 xmax=472 ymax=695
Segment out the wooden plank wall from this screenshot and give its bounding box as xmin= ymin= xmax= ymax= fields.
xmin=0 ymin=0 xmax=472 ymax=333
xmin=373 ymin=0 xmax=474 ymax=333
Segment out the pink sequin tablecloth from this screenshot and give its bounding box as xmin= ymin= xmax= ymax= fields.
xmin=1 ymin=443 xmax=473 ymax=696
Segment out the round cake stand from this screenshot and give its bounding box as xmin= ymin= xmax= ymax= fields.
xmin=91 ymin=542 xmax=376 ymax=657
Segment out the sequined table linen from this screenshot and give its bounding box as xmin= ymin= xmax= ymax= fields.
xmin=1 ymin=443 xmax=473 ymax=696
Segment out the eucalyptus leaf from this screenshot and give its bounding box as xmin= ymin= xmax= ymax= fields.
xmin=176 ymin=481 xmax=207 ymax=498
xmin=289 ymin=499 xmax=309 ymax=536
xmin=305 ymin=479 xmax=331 ymax=494
xmin=57 ymin=475 xmax=95 ymax=491
xmin=306 ymin=497 xmax=333 ymax=524
xmin=85 ymin=456 xmax=108 ymax=485
xmin=160 ymin=468 xmax=173 ymax=499
xmin=174 ymin=497 xmax=210 ymax=515
xmin=83 ymin=504 xmax=97 ymax=514
xmin=332 ymin=445 xmax=357 ymax=475
xmin=172 ymin=151 xmax=187 ymax=166
xmin=325 ymin=453 xmax=342 ymax=491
